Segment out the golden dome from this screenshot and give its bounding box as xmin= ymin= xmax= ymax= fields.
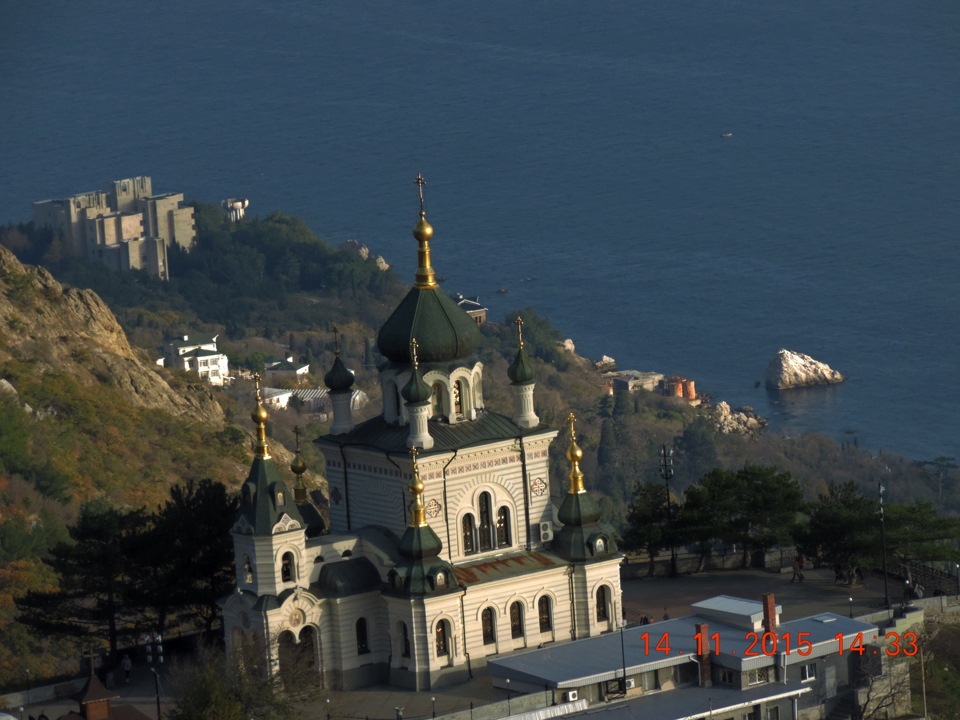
xmin=565 ymin=412 xmax=586 ymax=494
xmin=413 ymin=211 xmax=434 ymax=243
xmin=251 ymin=404 xmax=268 ymax=426
xmin=290 ymin=451 xmax=307 ymax=476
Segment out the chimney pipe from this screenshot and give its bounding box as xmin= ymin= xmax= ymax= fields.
xmin=695 ymin=622 xmax=713 ymax=687
xmin=762 ymin=593 xmax=777 ymax=634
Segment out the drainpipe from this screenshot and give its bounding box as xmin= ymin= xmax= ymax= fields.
xmin=517 ymin=436 xmax=532 ymax=551
xmin=567 ymin=565 xmax=577 ymax=640
xmin=459 ymin=589 xmax=473 ymax=679
xmin=442 ymin=450 xmax=459 ymax=558
xmin=338 ymin=444 xmax=352 ymax=531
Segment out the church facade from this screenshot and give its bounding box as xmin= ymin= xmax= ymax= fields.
xmin=221 ymin=179 xmax=624 ymax=690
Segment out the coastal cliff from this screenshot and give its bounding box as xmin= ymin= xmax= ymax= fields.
xmin=0 ymin=245 xmax=223 ymax=423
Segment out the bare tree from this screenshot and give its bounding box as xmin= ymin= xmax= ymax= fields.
xmin=854 ymin=656 xmax=912 ymax=720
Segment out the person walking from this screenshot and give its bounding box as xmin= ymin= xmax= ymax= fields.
xmin=121 ymin=654 xmax=132 ymax=684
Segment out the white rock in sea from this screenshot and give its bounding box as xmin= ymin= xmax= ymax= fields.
xmin=765 ymin=348 xmax=845 ymax=390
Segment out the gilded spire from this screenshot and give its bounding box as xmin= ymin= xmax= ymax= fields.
xmin=412 ymin=174 xmax=437 ymax=289
xmin=516 ymin=314 xmax=525 ymax=348
xmin=408 ymin=446 xmax=427 ymax=527
xmin=251 ymin=373 xmax=270 ymax=459
xmin=565 ymin=412 xmax=585 ymax=494
xmin=291 ymin=426 xmax=307 ymax=503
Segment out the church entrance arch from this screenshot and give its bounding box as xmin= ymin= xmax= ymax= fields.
xmin=277 ymin=626 xmax=321 ymax=682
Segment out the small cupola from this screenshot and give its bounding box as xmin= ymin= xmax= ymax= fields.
xmin=325 ymin=324 xmax=356 ymax=435
xmin=508 ymin=315 xmax=540 ymax=428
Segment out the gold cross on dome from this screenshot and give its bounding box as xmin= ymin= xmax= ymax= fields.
xmin=515 ymin=315 xmax=525 ymax=347
xmin=566 ymin=412 xmax=577 ymax=441
xmin=414 ymin=174 xmax=426 ymax=214
xmin=293 ymin=425 xmax=301 ymax=451
xmin=332 ymin=323 xmax=341 ymax=355
xmin=253 ymin=373 xmax=262 ymax=401
xmin=410 ymin=337 xmax=420 ymax=368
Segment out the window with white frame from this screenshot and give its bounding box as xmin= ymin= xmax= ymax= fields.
xmin=800 ymin=663 xmax=817 ymax=681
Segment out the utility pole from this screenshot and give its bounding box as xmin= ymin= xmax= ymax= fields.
xmin=879 ymin=481 xmax=890 ymax=610
xmin=659 ymin=445 xmax=678 ymax=577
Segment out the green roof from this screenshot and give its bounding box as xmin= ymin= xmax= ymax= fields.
xmin=240 ymin=456 xmax=303 ymax=536
xmin=316 ymin=410 xmax=553 ymax=454
xmin=508 ymin=344 xmax=536 ymax=384
xmin=377 ymin=286 xmax=481 ymax=364
xmin=316 ymin=556 xmax=382 ymax=597
xmin=552 ymin=492 xmax=620 ymax=563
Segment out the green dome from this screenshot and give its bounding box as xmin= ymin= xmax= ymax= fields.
xmin=507 ymin=345 xmax=536 ymax=384
xmin=324 ymin=355 xmax=355 ymax=393
xmin=397 ymin=524 xmax=443 ymax=560
xmin=402 ymin=365 xmax=432 ymax=405
xmin=377 ymin=287 xmax=481 ymax=364
xmin=557 ymin=491 xmax=601 ymax=527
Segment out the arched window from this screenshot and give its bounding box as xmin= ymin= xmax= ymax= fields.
xmin=538 ymin=596 xmax=552 ymax=632
xmin=281 ymin=552 xmax=295 ymax=583
xmin=435 ymin=620 xmax=450 ymax=657
xmin=496 ymin=507 xmax=511 ymax=548
xmin=356 ymin=618 xmax=369 ymax=654
xmin=478 ymin=492 xmax=494 ymax=552
xmin=243 ymin=556 xmax=253 ymax=584
xmin=432 ymin=383 xmax=444 ymax=417
xmin=453 ymin=380 xmax=464 ymax=415
xmin=462 ymin=514 xmax=476 ymax=555
xmin=510 ymin=601 xmax=524 ymax=639
xmin=482 ymin=607 xmax=496 ymax=645
xmin=596 ymin=586 xmax=609 ymax=622
xmin=401 ymin=622 xmax=411 ymax=658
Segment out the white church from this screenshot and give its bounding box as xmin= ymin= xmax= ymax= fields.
xmin=221 ymin=180 xmax=624 ymax=690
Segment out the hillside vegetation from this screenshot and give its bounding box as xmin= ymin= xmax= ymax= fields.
xmin=0 ymin=205 xmax=956 ymax=687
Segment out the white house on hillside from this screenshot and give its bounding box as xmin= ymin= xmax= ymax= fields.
xmin=157 ymin=333 xmax=230 ymax=386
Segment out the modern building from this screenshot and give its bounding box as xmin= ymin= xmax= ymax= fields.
xmin=488 ymin=593 xmax=907 ymax=720
xmin=264 ymin=356 xmax=312 ymax=386
xmin=158 ymin=333 xmax=230 ymax=386
xmin=221 ymin=188 xmax=624 ymax=691
xmin=33 ymin=176 xmax=195 ymax=278
xmin=449 ymin=293 xmax=487 ymax=325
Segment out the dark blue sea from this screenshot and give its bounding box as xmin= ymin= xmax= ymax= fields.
xmin=2 ymin=1 xmax=958 ymax=462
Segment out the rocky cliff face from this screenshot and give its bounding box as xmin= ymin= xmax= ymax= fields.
xmin=0 ymin=246 xmax=223 ymax=423
xmin=765 ymin=348 xmax=845 ymax=390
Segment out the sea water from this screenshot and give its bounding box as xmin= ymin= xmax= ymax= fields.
xmin=1 ymin=0 xmax=957 ymax=461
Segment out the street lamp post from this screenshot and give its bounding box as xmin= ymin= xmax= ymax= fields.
xmin=878 ymin=482 xmax=891 ymax=609
xmin=848 ymin=597 xmax=853 ymax=618
xmin=659 ymin=445 xmax=678 ymax=577
xmin=24 ymin=668 xmax=30 ymax=706
xmin=146 ymin=633 xmax=164 ymax=720
xmin=506 ymin=678 xmax=512 ymax=715
xmin=431 ymin=696 xmax=436 ymax=719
